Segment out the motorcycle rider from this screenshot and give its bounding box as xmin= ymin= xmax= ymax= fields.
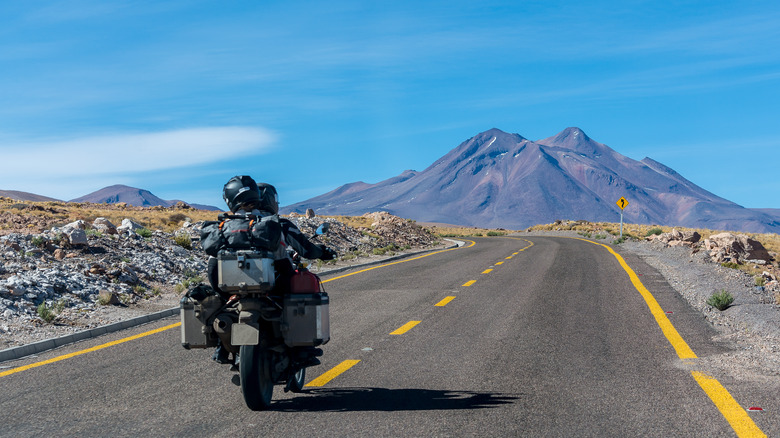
xmin=208 ymin=176 xmax=336 ymax=363
xmin=257 ymin=182 xmax=338 ymax=269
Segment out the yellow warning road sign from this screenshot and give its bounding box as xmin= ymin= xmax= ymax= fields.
xmin=617 ymin=197 xmax=629 ymax=210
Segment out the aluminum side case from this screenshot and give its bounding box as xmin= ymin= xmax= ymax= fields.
xmin=217 ymin=250 xmax=275 ymax=293
xmin=281 ymin=293 xmax=330 ymax=347
xmin=180 ymin=295 xmax=221 ymax=349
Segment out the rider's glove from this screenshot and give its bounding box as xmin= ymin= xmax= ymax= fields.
xmin=318 ymin=245 xmax=337 ymax=260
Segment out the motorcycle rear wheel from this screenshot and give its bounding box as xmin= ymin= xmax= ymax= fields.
xmin=239 ymin=344 xmax=273 ymax=410
xmin=288 ymin=367 xmax=306 ymax=393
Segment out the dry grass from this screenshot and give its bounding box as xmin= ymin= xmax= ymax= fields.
xmin=0 ymin=197 xmax=222 ymax=233
xmin=422 ymin=224 xmax=510 ymax=238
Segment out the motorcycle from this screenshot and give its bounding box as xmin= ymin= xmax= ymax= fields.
xmin=180 ymin=222 xmax=331 ymax=410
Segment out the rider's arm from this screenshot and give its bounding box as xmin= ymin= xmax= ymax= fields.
xmin=280 ymin=218 xmax=328 ymax=259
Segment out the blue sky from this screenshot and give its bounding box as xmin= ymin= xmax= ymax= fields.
xmin=2 ymin=0 xmax=778 ymax=210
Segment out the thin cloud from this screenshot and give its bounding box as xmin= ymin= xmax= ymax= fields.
xmin=2 ymin=126 xmax=276 ymax=178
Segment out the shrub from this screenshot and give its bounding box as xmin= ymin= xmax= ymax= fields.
xmin=136 ymin=227 xmax=153 ymax=238
xmin=578 ymin=231 xmax=592 ymax=238
xmin=31 ymin=236 xmax=47 ymax=248
xmin=612 ymin=237 xmax=626 ymax=245
xmin=174 ymin=233 xmax=192 ymax=250
xmin=37 ymin=302 xmax=57 ymax=323
xmin=175 ymin=274 xmax=203 ymax=294
xmin=754 ymin=276 xmax=766 ymax=287
xmin=167 ymin=213 xmax=188 ymax=224
xmin=707 ymin=290 xmax=734 ymax=311
xmin=645 ymin=228 xmax=663 ymax=237
xmin=486 ymin=231 xmax=506 ymax=236
xmin=721 ymin=262 xmax=740 ymax=270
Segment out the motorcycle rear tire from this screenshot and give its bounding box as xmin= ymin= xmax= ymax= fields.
xmin=239 ymin=344 xmax=273 ymax=410
xmin=288 ymin=367 xmax=306 ymax=393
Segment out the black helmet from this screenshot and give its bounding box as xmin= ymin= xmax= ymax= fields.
xmin=257 ymin=182 xmax=279 ymax=214
xmin=223 ymin=175 xmax=261 ymax=212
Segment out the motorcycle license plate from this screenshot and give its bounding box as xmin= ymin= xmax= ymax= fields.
xmin=231 ymin=322 xmax=260 ymax=346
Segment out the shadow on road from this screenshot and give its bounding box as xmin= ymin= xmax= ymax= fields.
xmin=271 ymin=387 xmax=520 ymax=412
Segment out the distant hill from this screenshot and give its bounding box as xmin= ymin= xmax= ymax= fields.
xmin=0 ymin=190 xmax=62 ymax=203
xmin=70 ymin=185 xmax=221 ymax=210
xmin=282 ymin=127 xmax=780 ymax=234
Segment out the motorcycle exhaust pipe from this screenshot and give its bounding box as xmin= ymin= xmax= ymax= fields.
xmin=213 ymin=314 xmax=234 ymax=335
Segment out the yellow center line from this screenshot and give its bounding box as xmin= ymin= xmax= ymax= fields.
xmin=323 ymin=240 xmax=476 ymax=283
xmin=0 ymin=322 xmax=182 ymax=378
xmin=390 ymin=320 xmax=421 ymax=335
xmin=435 ymin=296 xmax=456 ymax=307
xmin=572 ymin=237 xmax=766 ymax=437
xmin=305 ymin=359 xmax=361 ymax=387
xmin=482 ymin=268 xmax=493 ymax=274
xmin=505 ymin=256 xmax=513 ymax=260
xmin=462 ymin=280 xmax=477 ymax=287
xmin=495 ymin=261 xmax=504 ymax=265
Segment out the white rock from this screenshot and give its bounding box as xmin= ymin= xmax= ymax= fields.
xmin=120 ymin=218 xmax=144 ymax=230
xmin=65 ymin=228 xmax=88 ymax=246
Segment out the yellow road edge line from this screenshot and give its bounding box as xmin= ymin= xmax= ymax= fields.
xmin=482 ymin=268 xmax=493 ymax=274
xmin=435 ymin=296 xmax=456 ymax=307
xmin=691 ymin=371 xmax=767 ymax=438
xmin=305 ymin=359 xmax=361 ymax=387
xmin=575 ymin=237 xmax=696 ymax=360
xmin=570 ymin=236 xmax=766 ymax=437
xmin=322 ymin=240 xmax=476 ymax=283
xmin=462 ymin=280 xmax=477 ymax=287
xmin=0 ymin=322 xmax=182 ymax=378
xmin=389 ymin=320 xmax=421 ymax=335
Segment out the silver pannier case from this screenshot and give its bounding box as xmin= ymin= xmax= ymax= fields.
xmin=217 ymin=250 xmax=275 ymax=293
xmin=281 ymin=293 xmax=330 ymax=347
xmin=180 ymin=294 xmax=222 ymax=349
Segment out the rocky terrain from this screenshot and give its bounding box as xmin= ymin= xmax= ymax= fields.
xmin=0 ymin=209 xmax=440 ymax=350
xmin=624 ymin=233 xmax=780 ymax=386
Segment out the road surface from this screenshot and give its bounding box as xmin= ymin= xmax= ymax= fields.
xmin=0 ymin=236 xmax=774 ymax=437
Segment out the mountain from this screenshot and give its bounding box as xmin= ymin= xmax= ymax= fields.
xmin=70 ymin=185 xmax=221 ymax=211
xmin=282 ymin=127 xmax=780 ymax=233
xmin=0 ymin=190 xmax=62 ymax=203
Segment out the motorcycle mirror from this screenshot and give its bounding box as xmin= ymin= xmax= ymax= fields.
xmin=315 ymin=223 xmax=330 ymax=235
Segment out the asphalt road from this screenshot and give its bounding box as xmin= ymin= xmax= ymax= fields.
xmin=0 ymin=236 xmax=774 ymax=437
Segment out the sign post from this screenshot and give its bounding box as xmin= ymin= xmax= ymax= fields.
xmin=616 ymin=197 xmax=629 ymax=238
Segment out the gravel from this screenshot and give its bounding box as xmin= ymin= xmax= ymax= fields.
xmin=620 ymin=239 xmax=780 ymax=386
